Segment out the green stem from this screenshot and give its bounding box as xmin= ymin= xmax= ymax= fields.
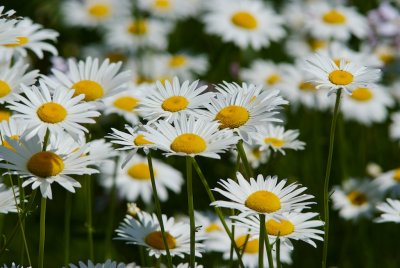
xmin=236 ymin=140 xmax=253 ymax=178
xmin=276 ymin=237 xmax=281 ymax=268
xmin=147 ymin=152 xmax=173 ymax=268
xmin=105 ymin=157 xmax=119 ymax=260
xmin=86 ymin=174 xmax=94 ymax=260
xmin=264 ymin=224 xmax=274 ymax=268
xmin=229 ymin=154 xmax=241 ymax=266
xmin=38 ymin=197 xmax=47 ymax=268
xmin=64 ymin=192 xmax=72 ymax=267
xmin=18 ymin=176 xmax=26 ymax=265
xmin=322 ymin=88 xmax=342 ymax=268
xmin=186 ymin=156 xmax=195 ymax=268
xmin=191 ymin=158 xmax=245 ymax=268
xmin=42 ymin=129 xmax=50 ymax=151
xmin=259 ymin=214 xmax=265 ymax=268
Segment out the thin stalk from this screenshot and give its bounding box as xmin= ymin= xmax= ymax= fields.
xmin=18 ymin=177 xmax=25 ymax=265
xmin=264 ymin=223 xmax=274 ymax=268
xmin=276 ymin=237 xmax=281 ymax=268
xmin=186 ymin=156 xmax=195 ymax=268
xmin=86 ymin=174 xmax=94 ymax=260
xmin=191 ymin=158 xmax=245 ymax=268
xmin=147 ymin=152 xmax=173 ymax=268
xmin=38 ymin=197 xmax=47 ymax=268
xmin=258 ymin=214 xmax=265 ymax=268
xmin=322 ymin=88 xmax=342 ymax=268
xmin=236 ymin=140 xmax=253 ymax=178
xmin=42 ymin=129 xmax=50 ymax=151
xmin=229 ymin=154 xmax=241 ymax=266
xmin=64 ymin=192 xmax=72 ymax=267
xmin=105 ymin=156 xmax=119 ymax=259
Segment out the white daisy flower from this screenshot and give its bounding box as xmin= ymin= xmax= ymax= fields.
xmin=0 ymin=59 xmax=39 ymax=104
xmin=375 ymin=198 xmax=400 ymax=223
xmin=253 ymin=125 xmax=305 ymax=155
xmin=279 ymin=62 xmax=333 ymax=110
xmin=103 ymin=82 xmax=149 ymax=123
xmin=105 ymin=17 xmax=172 ymax=51
xmin=47 ymin=57 xmax=131 ymax=102
xmin=138 ymin=77 xmax=213 ymax=122
xmin=331 ymin=178 xmax=381 ymax=221
xmin=85 ymin=138 xmax=117 ymax=166
xmin=230 ymin=143 xmax=270 ymax=169
xmin=212 ymin=172 xmax=315 ymax=218
xmin=306 ymin=2 xmax=368 ymax=41
xmin=340 ymin=85 xmax=394 ymax=125
xmin=137 ymin=0 xmax=201 ymax=19
xmin=7 ymin=80 xmax=100 ymax=140
xmin=0 ymin=117 xmax=27 ymax=152
xmin=0 ymin=183 xmax=19 ymax=214
xmin=0 ymin=134 xmax=98 ymax=199
xmin=0 ymin=7 xmax=19 ymax=46
xmin=285 ymin=35 xmax=329 ymax=59
xmin=69 ymin=259 xmax=126 ymax=268
xmin=373 ymin=168 xmax=400 ymax=197
xmin=240 ymin=60 xmax=286 ymax=89
xmin=194 ymin=211 xmax=228 ymax=252
xmin=175 ymin=263 xmax=203 ymax=268
xmin=159 ymin=53 xmax=208 ymax=81
xmin=141 ymin=114 xmax=240 ymax=158
xmin=202 ymin=82 xmax=287 ymax=142
xmin=304 ymin=53 xmax=381 ymax=95
xmin=0 ymin=18 xmax=58 ymax=59
xmin=116 ymin=211 xmax=205 ymax=258
xmin=1 ymin=263 xmax=26 ymax=268
xmin=62 ymin=0 xmax=131 ymax=28
xmin=390 ymin=112 xmax=400 ymax=141
xmin=202 ymin=0 xmax=285 ymax=50
xmin=373 ymin=43 xmax=398 ymax=65
xmin=233 ymin=212 xmax=324 ymax=250
xmin=99 ymin=153 xmax=183 ymax=204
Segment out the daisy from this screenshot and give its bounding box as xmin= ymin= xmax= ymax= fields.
xmin=0 ymin=7 xmax=19 ymax=47
xmin=159 ymin=53 xmax=208 ymax=80
xmin=212 ymin=172 xmax=315 ymax=217
xmin=0 ymin=117 xmax=27 ymax=153
xmin=47 ymin=57 xmax=131 ymax=102
xmin=7 ymin=80 xmax=100 ymax=140
xmin=103 ymin=82 xmax=149 ymax=123
xmin=373 ymin=168 xmax=400 ymax=197
xmin=0 ymin=18 xmax=58 ymax=59
xmin=138 ymin=77 xmax=213 ymax=122
xmin=202 ymin=82 xmax=287 ymax=142
xmin=0 ymin=59 xmax=39 ymax=104
xmin=0 ymin=109 xmax=11 ymax=122
xmin=105 ymin=17 xmax=172 ymax=51
xmin=0 ymin=183 xmax=19 ymax=214
xmin=306 ymin=2 xmax=368 ymax=41
xmin=137 ymin=0 xmax=201 ymax=20
xmin=230 ymin=143 xmax=270 ymax=169
xmin=233 ymin=212 xmax=324 ymax=250
xmin=373 ymin=43 xmax=398 ymax=65
xmin=253 ymin=124 xmax=305 ymax=155
xmin=62 ymin=0 xmax=131 ymax=28
xmin=304 ymin=53 xmax=381 ymax=95
xmin=175 ymin=263 xmax=203 ymax=268
xmin=285 ymin=35 xmax=329 ymax=59
xmin=202 ymin=0 xmax=285 ymax=50
xmin=340 ymin=85 xmax=394 ymax=125
xmin=69 ymin=259 xmax=126 ymax=268
xmin=141 ymin=114 xmax=239 ymax=158
xmin=194 ymin=211 xmax=228 ymax=251
xmin=116 ymin=211 xmax=204 ymax=258
xmin=331 ymin=178 xmax=381 ymax=221
xmin=240 ymin=60 xmax=287 ymax=89
xmin=375 ymin=199 xmax=400 ymax=223
xmin=0 ymin=134 xmax=98 ymax=199
xmin=99 ymin=153 xmax=183 ymax=204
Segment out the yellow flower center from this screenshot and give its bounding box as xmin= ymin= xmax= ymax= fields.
xmin=393 ymin=168 xmax=400 ymax=182
xmin=128 ymin=20 xmax=148 ymax=35
xmin=0 ymin=80 xmax=11 ymax=98
xmin=134 ymin=134 xmax=153 ymax=146
xmin=0 ymin=110 xmax=11 ymax=122
xmin=266 ymin=219 xmax=295 ymax=236
xmin=264 ymin=137 xmax=285 ymax=148
xmin=328 ymin=70 xmax=353 ymax=86
xmin=106 ymin=52 xmax=126 ymax=63
xmin=145 ymin=231 xmax=176 ymax=250
xmin=37 ymin=102 xmax=67 ymax=124
xmin=252 ymin=148 xmax=261 ymax=159
xmin=161 ymin=96 xmax=189 ymax=112
xmin=154 ymin=0 xmax=170 ymax=10
xmin=231 ymin=11 xmax=258 ymax=30
xmin=299 ymin=81 xmax=316 ymax=91
xmin=113 ymin=96 xmax=139 ymax=111
xmin=205 ymin=223 xmax=222 ymax=232
xmin=88 ymin=3 xmax=111 ymax=18
xmin=308 ymin=38 xmax=327 ymax=51
xmin=127 ymin=162 xmax=154 ymax=180
xmin=378 ymin=51 xmax=395 ymax=64
xmin=2 ymin=135 xmax=19 ymax=151
xmin=3 ymin=36 xmax=29 ymax=47
xmin=169 ymin=55 xmax=187 ymax=68
xmin=347 ymin=191 xmax=368 ymax=206
xmin=350 ymin=88 xmax=373 ymax=102
xmin=27 ymin=151 xmax=64 ymax=178
xmin=170 ymin=133 xmax=207 ymax=154
xmin=215 ymin=105 xmax=249 ymax=129
xmin=235 ymin=235 xmax=258 ymax=254
xmin=266 ymin=74 xmax=281 ymax=86
xmin=72 ymin=80 xmax=104 ymax=101
xmin=245 ymin=190 xmax=281 ymax=213
xmin=322 ymin=10 xmax=347 ymax=24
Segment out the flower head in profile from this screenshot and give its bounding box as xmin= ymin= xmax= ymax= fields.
xmin=375 ymin=199 xmax=400 ymax=223
xmin=69 ymin=259 xmax=126 ymax=268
